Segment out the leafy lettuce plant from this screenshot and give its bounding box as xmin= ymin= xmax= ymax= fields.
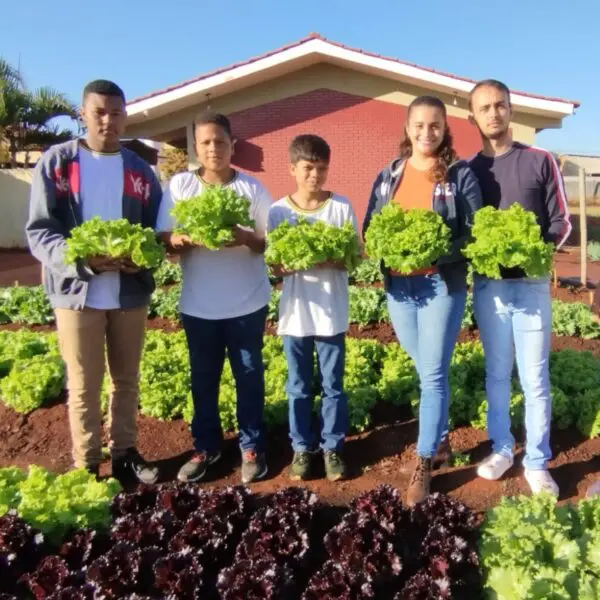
xmin=0 ymin=354 xmax=65 ymax=414
xmin=266 ymin=218 xmax=360 ymax=271
xmin=0 ymin=467 xmax=27 ymax=515
xmin=65 ymin=217 xmax=165 ymax=268
xmin=171 ymin=186 xmax=254 ymax=249
xmin=365 ymin=205 xmax=451 ymax=273
xmin=0 ymin=285 xmax=53 ymax=326
xmin=552 ymin=300 xmax=600 ymax=339
xmin=480 ymin=493 xmax=600 ymax=600
xmin=217 ymin=557 xmax=294 ymax=599
xmin=350 ymin=257 xmax=384 ymax=284
xmin=463 ymin=203 xmax=554 ymax=279
xmin=17 ymin=467 xmax=121 ymax=543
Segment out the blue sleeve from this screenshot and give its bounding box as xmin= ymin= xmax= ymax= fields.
xmin=362 ymin=171 xmax=384 ymax=239
xmin=437 ymin=165 xmax=482 ymax=265
xmin=143 ymin=164 xmax=163 ymax=230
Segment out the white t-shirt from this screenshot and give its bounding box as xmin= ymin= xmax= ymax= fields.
xmin=268 ymin=194 xmax=358 ymax=337
xmin=157 ymin=170 xmax=272 ymax=320
xmin=79 ymin=145 xmax=123 ymax=310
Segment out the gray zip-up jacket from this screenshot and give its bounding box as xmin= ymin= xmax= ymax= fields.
xmin=26 ymin=140 xmax=163 ymax=310
xmin=363 ymin=158 xmax=482 ymax=292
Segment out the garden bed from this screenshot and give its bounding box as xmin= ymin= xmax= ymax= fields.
xmin=0 ymin=254 xmax=598 ymax=599
xmin=0 ymin=395 xmax=597 ymax=515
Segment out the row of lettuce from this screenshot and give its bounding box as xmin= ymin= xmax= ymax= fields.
xmin=0 ymin=465 xmax=598 ymax=600
xmin=1 ymin=278 xmax=599 ymax=340
xmin=0 ymin=329 xmax=598 ymax=441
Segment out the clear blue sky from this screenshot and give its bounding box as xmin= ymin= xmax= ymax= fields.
xmin=3 ymin=0 xmax=599 ymax=154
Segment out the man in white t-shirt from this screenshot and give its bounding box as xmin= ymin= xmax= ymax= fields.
xmin=268 ymin=135 xmax=358 ymax=482
xmin=158 ymin=111 xmax=272 ymax=484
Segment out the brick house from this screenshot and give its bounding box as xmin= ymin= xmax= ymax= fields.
xmin=125 ymin=34 xmax=578 ymax=223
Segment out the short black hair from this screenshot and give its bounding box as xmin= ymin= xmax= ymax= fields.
xmin=83 ymin=80 xmax=125 ymax=103
xmin=469 ymin=79 xmax=511 ymax=110
xmin=289 ymin=134 xmax=331 ymax=164
xmin=194 ymin=110 xmax=233 ymax=139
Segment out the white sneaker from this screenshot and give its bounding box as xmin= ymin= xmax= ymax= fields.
xmin=477 ymin=453 xmax=514 ymax=481
xmin=524 ymin=469 xmax=559 ymax=496
xmin=586 ymin=480 xmax=600 ymax=498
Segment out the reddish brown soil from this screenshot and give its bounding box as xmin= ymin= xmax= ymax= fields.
xmin=552 ymin=282 xmax=596 ymax=304
xmin=0 ymin=397 xmax=597 ymax=512
xmin=0 ymin=251 xmax=40 ymax=287
xmin=554 ymin=247 xmax=600 ymax=287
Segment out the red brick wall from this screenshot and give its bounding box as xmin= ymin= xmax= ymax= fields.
xmin=229 ymin=88 xmax=482 ymax=226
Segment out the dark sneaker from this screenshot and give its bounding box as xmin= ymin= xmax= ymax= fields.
xmin=324 ymin=450 xmax=346 ymax=482
xmin=406 ymin=457 xmax=432 ymax=507
xmin=290 ymin=451 xmax=314 ymax=481
xmin=241 ymin=450 xmax=268 ymax=484
xmin=112 ymin=448 xmax=159 ymax=485
xmin=85 ymin=464 xmax=100 ymax=479
xmin=177 ymin=451 xmax=222 ymax=483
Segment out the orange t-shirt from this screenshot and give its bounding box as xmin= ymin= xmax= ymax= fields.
xmin=393 ymin=162 xmax=435 ymax=210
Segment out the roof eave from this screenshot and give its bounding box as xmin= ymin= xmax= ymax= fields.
xmin=126 ymin=38 xmax=578 ymax=124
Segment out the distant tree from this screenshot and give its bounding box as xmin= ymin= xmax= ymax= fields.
xmin=0 ymin=57 xmax=78 ymax=166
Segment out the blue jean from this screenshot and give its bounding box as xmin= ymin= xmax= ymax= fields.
xmin=473 ymin=277 xmax=552 ymax=470
xmin=282 ymin=333 xmax=348 ymax=452
xmin=386 ymin=274 xmax=466 ymax=458
xmin=181 ymin=306 xmax=267 ymax=454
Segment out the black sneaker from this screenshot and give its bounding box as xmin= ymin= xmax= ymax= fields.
xmin=112 ymin=448 xmax=159 ymax=485
xmin=177 ymin=451 xmax=222 ymax=483
xmin=290 ymin=451 xmax=313 ymax=481
xmin=324 ymin=450 xmax=346 ymax=482
xmin=241 ymin=449 xmax=268 ymax=484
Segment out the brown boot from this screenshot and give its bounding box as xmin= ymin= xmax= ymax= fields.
xmin=406 ymin=457 xmax=432 ymax=507
xmin=433 ymin=437 xmax=452 ymax=469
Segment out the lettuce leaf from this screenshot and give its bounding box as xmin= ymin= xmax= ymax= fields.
xmin=171 ymin=186 xmax=254 ymax=249
xmin=265 ymin=217 xmax=360 ymax=271
xmin=365 ymin=205 xmax=451 ymax=273
xmin=65 ymin=217 xmax=165 ymax=268
xmin=463 ymin=203 xmax=554 ymax=279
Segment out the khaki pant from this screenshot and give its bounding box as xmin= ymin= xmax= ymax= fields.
xmin=55 ymin=306 xmax=147 ymax=468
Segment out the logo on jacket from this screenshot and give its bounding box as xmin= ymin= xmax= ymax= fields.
xmin=54 ymin=162 xmax=80 ymax=197
xmin=125 ymin=170 xmax=151 ymax=204
xmin=435 ymin=182 xmax=457 ymax=197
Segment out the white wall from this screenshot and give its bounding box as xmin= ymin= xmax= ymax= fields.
xmin=0 ymin=169 xmax=32 ymax=248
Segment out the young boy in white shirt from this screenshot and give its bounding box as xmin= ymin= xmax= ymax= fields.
xmin=158 ymin=111 xmax=272 ymax=485
xmin=268 ymin=135 xmax=358 ymax=481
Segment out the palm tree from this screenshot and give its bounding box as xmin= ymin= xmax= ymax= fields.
xmin=0 ymin=58 xmax=77 ymax=167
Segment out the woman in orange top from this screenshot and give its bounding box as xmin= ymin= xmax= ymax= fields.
xmin=363 ymin=96 xmax=482 ymax=505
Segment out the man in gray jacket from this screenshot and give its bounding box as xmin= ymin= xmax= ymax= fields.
xmin=26 ymin=80 xmax=162 ymax=483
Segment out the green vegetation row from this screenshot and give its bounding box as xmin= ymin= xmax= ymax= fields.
xmin=1 ymin=329 xmax=598 ymax=440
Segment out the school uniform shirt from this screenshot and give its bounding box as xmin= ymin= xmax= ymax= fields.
xmin=157 ymin=170 xmax=272 ymax=320
xmin=79 ymin=144 xmax=123 ymax=310
xmin=268 ymin=194 xmax=358 ymax=337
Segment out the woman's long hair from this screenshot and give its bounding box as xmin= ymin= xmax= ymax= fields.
xmin=398 ymin=95 xmax=458 ymax=184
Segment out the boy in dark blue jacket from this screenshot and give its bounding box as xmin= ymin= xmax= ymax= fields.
xmin=26 ymin=80 xmax=162 ymax=483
